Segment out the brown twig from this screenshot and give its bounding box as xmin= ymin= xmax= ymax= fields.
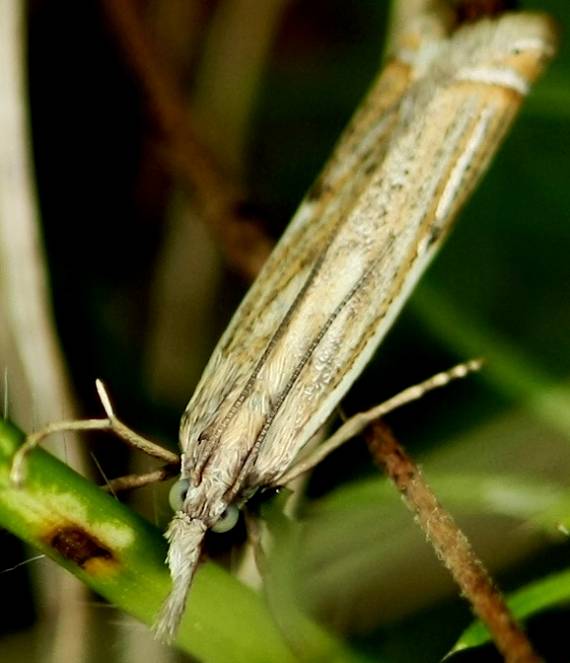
xmin=101 ymin=0 xmax=273 ymax=279
xmin=365 ymin=420 xmax=541 ymax=663
xmin=191 ymin=0 xmax=291 ymax=174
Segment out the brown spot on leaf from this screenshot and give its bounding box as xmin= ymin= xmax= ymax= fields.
xmin=45 ymin=525 xmax=117 ymax=574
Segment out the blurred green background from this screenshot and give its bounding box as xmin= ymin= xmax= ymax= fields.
xmin=0 ymin=0 xmax=569 ymax=661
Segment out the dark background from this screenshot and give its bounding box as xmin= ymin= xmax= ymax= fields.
xmin=1 ymin=0 xmax=569 ymax=661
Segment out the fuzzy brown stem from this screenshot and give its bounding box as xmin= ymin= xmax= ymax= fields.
xmin=365 ymin=420 xmax=541 ymax=663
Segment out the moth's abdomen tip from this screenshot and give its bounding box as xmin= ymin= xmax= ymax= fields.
xmin=541 ymin=14 xmax=561 ymax=60
xmin=509 ymin=12 xmax=560 ymax=61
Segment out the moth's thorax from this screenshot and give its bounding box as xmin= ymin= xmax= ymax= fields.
xmin=179 ymin=406 xmax=267 ymax=513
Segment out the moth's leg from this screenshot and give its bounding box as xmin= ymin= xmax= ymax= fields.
xmin=10 ymin=379 xmax=178 ymax=486
xmin=243 ymin=510 xmax=267 ymax=578
xmin=101 ymin=465 xmax=178 ymax=495
xmin=278 ymin=358 xmax=482 ymax=484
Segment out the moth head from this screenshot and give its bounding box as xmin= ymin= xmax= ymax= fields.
xmin=168 ymin=477 xmax=240 ymax=533
xmin=153 ymin=479 xmax=241 ymax=642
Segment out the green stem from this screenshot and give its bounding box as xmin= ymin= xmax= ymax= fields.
xmin=0 ymin=419 xmax=356 ymax=662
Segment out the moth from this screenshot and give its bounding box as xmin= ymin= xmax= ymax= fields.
xmin=150 ymin=9 xmax=556 ymax=641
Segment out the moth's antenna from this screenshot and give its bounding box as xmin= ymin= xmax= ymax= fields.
xmin=153 ymin=514 xmax=207 ymax=643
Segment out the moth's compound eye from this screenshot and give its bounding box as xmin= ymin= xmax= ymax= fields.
xmin=168 ymin=478 xmax=190 ymax=511
xmin=211 ymin=505 xmax=240 ymax=533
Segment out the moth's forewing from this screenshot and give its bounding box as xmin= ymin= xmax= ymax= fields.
xmin=156 ymin=11 xmax=557 ymax=644
xmin=177 ymin=14 xmax=445 ymax=490
xmin=179 ymin=14 xmax=556 ymax=496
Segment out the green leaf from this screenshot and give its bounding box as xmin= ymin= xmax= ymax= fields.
xmin=450 ymin=569 xmax=570 ymax=654
xmin=260 ymin=494 xmax=372 ymax=662
xmin=411 ymin=287 xmax=570 ymax=437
